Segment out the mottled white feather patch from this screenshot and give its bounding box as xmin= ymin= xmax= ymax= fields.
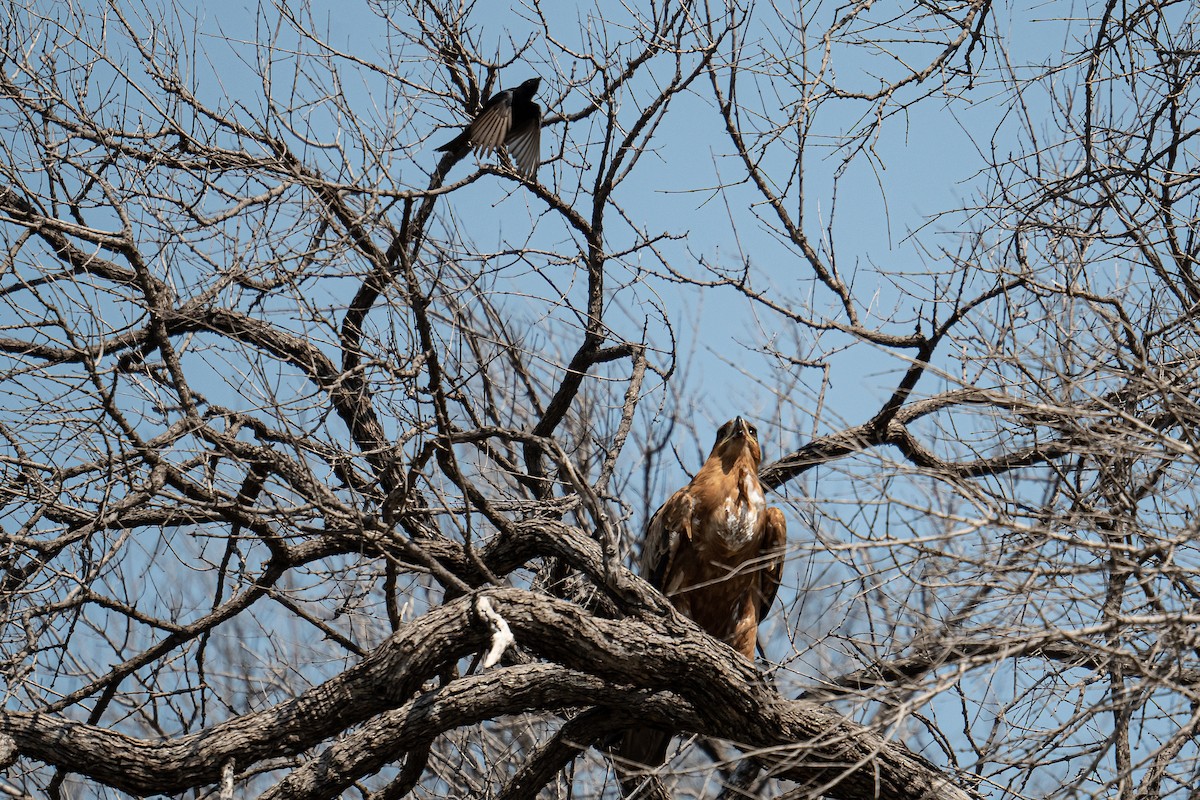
xmin=719 ymin=470 xmax=765 ymax=547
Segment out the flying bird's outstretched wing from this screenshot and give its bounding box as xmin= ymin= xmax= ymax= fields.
xmin=458 ymin=89 xmax=515 ymax=154
xmin=503 ymin=103 xmax=542 ymax=177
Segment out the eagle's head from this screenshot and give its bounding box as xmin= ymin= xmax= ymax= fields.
xmin=710 ymin=416 xmax=761 ymax=466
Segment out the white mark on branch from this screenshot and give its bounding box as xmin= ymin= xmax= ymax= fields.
xmin=220 ymin=758 xmax=235 ymax=800
xmin=476 ymin=595 xmax=514 ymax=668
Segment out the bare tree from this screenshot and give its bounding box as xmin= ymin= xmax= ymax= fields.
xmin=0 ymin=0 xmax=1197 ymax=798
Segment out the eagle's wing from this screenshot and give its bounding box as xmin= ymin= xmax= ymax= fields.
xmin=756 ymin=505 xmax=787 ymax=620
xmin=638 ymin=488 xmax=695 ymax=590
xmin=466 ymin=91 xmax=514 ymax=154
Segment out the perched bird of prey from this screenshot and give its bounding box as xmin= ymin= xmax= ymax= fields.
xmin=436 ymin=77 xmax=542 ymax=177
xmin=617 ymin=417 xmax=786 ymax=797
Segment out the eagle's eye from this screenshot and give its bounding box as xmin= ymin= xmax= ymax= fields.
xmin=748 ymin=424 xmax=758 ymax=438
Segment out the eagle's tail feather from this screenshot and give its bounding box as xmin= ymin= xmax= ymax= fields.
xmin=615 ymin=728 xmax=672 ymax=799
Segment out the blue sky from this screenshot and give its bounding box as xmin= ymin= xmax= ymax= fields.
xmin=171 ymin=0 xmax=1054 ymax=437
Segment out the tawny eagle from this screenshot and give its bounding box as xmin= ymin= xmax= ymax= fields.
xmin=617 ymin=416 xmax=786 ymax=796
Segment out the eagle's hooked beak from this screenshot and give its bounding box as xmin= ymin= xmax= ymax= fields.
xmin=711 ymin=417 xmax=760 ymax=457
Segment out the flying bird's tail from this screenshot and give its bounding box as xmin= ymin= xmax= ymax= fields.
xmin=435 ymin=128 xmax=471 ymax=155
xmin=614 ymin=727 xmax=672 ymax=799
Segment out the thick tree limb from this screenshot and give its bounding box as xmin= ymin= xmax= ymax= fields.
xmin=1 ymin=589 xmax=973 ymax=800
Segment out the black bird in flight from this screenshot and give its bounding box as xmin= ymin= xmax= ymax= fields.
xmin=436 ymin=77 xmax=542 ymax=178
